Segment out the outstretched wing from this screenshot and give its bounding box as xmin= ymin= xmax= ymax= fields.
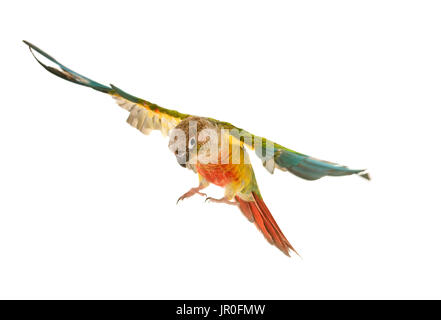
xmin=213 ymin=120 xmax=370 ymax=181
xmin=25 ymin=41 xmax=369 ymax=181
xmin=23 ymin=40 xmax=189 ymax=136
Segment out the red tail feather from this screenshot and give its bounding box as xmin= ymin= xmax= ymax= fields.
xmin=235 ymin=192 xmax=298 ymax=256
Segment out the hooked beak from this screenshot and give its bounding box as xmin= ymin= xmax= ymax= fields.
xmin=175 ymin=151 xmax=188 ymax=168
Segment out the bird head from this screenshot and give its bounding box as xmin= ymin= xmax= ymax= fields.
xmin=168 ymin=117 xmax=218 ymax=168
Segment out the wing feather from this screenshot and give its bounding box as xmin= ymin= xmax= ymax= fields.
xmin=23 ymin=41 xmax=189 ymax=137
xmin=215 ymin=121 xmax=370 ymax=181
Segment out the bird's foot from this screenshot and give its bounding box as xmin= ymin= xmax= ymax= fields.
xmin=177 ymin=187 xmax=207 ymax=204
xmin=205 ymin=197 xmax=239 ymax=207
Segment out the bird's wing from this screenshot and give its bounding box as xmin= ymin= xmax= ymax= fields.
xmin=24 ymin=41 xmax=369 ymax=181
xmin=23 ymin=41 xmax=189 ymax=136
xmin=213 ymin=120 xmax=370 ymax=181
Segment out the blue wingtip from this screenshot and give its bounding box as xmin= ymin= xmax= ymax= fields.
xmin=275 ymin=148 xmax=370 ymax=181
xmin=24 ymin=40 xmax=112 ymax=94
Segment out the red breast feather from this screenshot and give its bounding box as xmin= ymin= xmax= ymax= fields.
xmin=196 ymin=163 xmax=238 ymax=187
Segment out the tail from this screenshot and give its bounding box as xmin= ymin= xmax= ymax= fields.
xmin=235 ymin=191 xmax=298 ymax=257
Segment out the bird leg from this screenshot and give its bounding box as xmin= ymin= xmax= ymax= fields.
xmin=205 ymin=197 xmax=239 ymax=207
xmin=177 ymin=186 xmax=207 ymax=204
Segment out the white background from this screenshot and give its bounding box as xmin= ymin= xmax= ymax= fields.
xmin=1 ymin=1 xmax=440 ymax=299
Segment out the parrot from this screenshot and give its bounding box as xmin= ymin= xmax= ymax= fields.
xmin=23 ymin=41 xmax=369 ymax=257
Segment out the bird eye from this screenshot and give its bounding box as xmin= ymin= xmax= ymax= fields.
xmin=188 ymin=137 xmax=196 ymax=149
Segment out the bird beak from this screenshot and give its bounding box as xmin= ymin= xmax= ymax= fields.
xmin=175 ymin=152 xmax=188 ymax=168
